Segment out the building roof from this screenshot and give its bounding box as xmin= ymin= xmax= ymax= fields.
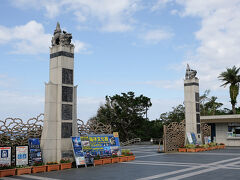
xmin=200 ymin=114 xmax=240 ymax=123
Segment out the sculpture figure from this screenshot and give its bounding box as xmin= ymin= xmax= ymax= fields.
xmin=59 ymin=31 xmax=72 ymax=46
xmin=51 ymin=22 xmax=73 ymax=46
xmin=185 ymin=64 xmax=197 ymax=79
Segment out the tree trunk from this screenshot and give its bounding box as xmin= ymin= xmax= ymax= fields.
xmin=232 ymin=105 xmax=236 ymax=114
xmin=230 ymin=84 xmax=238 ymax=114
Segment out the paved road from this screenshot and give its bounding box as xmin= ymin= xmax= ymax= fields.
xmin=2 ymin=145 xmax=240 ymax=180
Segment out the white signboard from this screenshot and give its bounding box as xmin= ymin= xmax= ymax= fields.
xmin=16 ymin=146 xmax=28 ymax=166
xmin=0 ymin=147 xmax=11 ymax=165
xmin=186 ymin=132 xmax=193 ymax=144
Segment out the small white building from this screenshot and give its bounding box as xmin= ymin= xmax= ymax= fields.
xmin=201 ymin=115 xmax=240 ymax=146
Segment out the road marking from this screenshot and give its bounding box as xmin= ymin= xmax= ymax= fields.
xmin=136 ymin=153 xmax=165 ymax=158
xmin=133 ymin=151 xmax=156 ymax=154
xmin=1 ymin=177 xmax=23 ymax=180
xmin=165 ymin=157 xmax=240 ymax=180
xmin=165 ymin=167 xmax=219 ymax=180
xmin=136 ymin=156 xmax=240 ymax=180
xmin=133 ymin=160 xmax=204 ymax=166
xmin=176 ymin=152 xmax=240 ymax=156
xmin=123 ymin=161 xmax=196 ymax=167
xmin=16 ymin=175 xmax=60 ymax=180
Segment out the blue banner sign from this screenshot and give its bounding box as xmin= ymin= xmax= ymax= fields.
xmin=28 ymin=138 xmax=42 ymax=165
xmin=191 ymin=132 xmax=197 ymax=144
xmin=71 ymin=137 xmax=86 ymax=167
xmin=80 ymin=133 xmax=121 ymax=158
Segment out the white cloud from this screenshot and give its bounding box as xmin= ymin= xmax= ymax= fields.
xmin=12 ymin=0 xmax=140 ymax=33
xmin=151 ymin=0 xmax=173 ymax=12
xmin=73 ymin=40 xmax=91 ymax=54
xmin=174 ymin=0 xmax=240 ymax=91
xmin=0 ymin=21 xmax=90 ymax=55
xmin=0 ymin=21 xmax=51 ymax=54
xmin=141 ymin=28 xmax=174 ymax=44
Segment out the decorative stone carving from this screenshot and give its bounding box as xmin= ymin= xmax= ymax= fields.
xmin=51 ymin=22 xmax=73 ymax=47
xmin=62 ymin=86 xmax=73 ymax=102
xmin=59 ymin=31 xmax=72 ymax=46
xmin=62 ymin=104 xmax=72 ymax=120
xmin=185 ymin=64 xmax=197 ymax=80
xmin=61 ymin=122 xmax=72 ymax=138
xmin=201 ymin=123 xmax=211 ymax=143
xmin=62 ymin=68 xmax=73 ymax=85
xmin=163 ymin=121 xmax=185 ymax=152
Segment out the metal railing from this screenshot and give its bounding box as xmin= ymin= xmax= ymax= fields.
xmin=121 ymin=138 xmax=141 ymax=146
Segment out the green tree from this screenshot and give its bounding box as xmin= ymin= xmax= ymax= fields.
xmin=199 ymin=89 xmax=210 ymax=115
xmin=160 ymin=104 xmax=185 ymax=124
xmin=92 ymin=91 xmax=152 ymax=141
xmin=134 ymin=119 xmax=163 ymax=141
xmin=218 ymin=66 xmax=240 ymax=114
xmin=204 ymin=96 xmax=223 ymax=115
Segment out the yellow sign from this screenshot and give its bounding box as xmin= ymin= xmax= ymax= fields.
xmin=113 ymin=132 xmax=119 ymax=137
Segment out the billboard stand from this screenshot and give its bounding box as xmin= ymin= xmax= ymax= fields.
xmin=15 ymin=146 xmax=29 ymax=166
xmin=71 ymin=137 xmax=87 ymax=168
xmin=0 ymin=147 xmax=11 ymax=166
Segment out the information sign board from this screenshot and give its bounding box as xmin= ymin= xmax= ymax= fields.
xmin=186 ymin=132 xmax=193 ymax=144
xmin=71 ymin=137 xmax=86 ymax=167
xmin=16 ymin=146 xmax=28 ymax=166
xmin=0 ymin=147 xmax=11 ymax=165
xmin=84 ymin=133 xmax=121 ymax=156
xmin=191 ymin=132 xmax=197 ymax=144
xmin=28 ymin=138 xmax=42 ymax=165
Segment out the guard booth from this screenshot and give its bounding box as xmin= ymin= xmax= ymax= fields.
xmin=201 ymin=114 xmax=240 ymax=146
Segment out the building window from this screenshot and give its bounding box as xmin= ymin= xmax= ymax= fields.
xmin=196 ymin=103 xmax=200 ymax=112
xmin=228 ymin=123 xmax=240 ymax=137
xmin=197 ymin=124 xmax=201 ymax=134
xmin=196 ymin=114 xmax=200 ymax=123
xmin=195 ymin=92 xmax=199 ymax=102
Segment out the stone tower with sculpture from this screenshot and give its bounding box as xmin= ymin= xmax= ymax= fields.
xmin=184 ymin=64 xmax=201 ymax=143
xmin=41 ymin=22 xmax=78 ymax=163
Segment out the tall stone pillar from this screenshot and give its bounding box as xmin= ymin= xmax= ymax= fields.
xmin=184 ymin=64 xmax=201 ymax=143
xmin=41 ymin=22 xmax=78 ymax=163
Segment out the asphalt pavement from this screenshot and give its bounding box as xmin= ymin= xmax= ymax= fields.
xmin=2 ymin=145 xmax=240 ymax=180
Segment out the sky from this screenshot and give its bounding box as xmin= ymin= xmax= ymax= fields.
xmin=1 ymin=0 xmax=240 ymax=122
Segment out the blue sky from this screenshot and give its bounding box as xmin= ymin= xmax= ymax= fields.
xmin=1 ymin=0 xmax=240 ymax=122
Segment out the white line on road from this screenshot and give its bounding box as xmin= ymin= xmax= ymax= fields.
xmin=136 ymin=156 xmax=240 ymax=180
xmin=165 ymin=157 xmax=240 ymax=180
xmin=135 ymin=154 xmax=165 ymax=158
xmin=176 ymin=152 xmax=240 ymax=156
xmin=165 ymin=167 xmax=219 ymax=180
xmin=123 ymin=161 xmax=196 ymax=167
xmin=17 ymin=175 xmax=60 ymax=180
xmin=132 ymin=160 xmax=204 ymax=166
xmin=1 ymin=177 xmax=23 ymax=180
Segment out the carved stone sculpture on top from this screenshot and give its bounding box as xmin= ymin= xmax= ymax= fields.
xmin=51 ymin=22 xmax=73 ymax=47
xmin=185 ymin=64 xmax=197 ymax=80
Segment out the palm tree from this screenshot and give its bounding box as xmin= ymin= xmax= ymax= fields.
xmin=204 ymin=96 xmax=223 ymax=115
xmin=200 ymin=89 xmax=210 ymax=115
xmin=218 ymin=66 xmax=240 ymax=114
